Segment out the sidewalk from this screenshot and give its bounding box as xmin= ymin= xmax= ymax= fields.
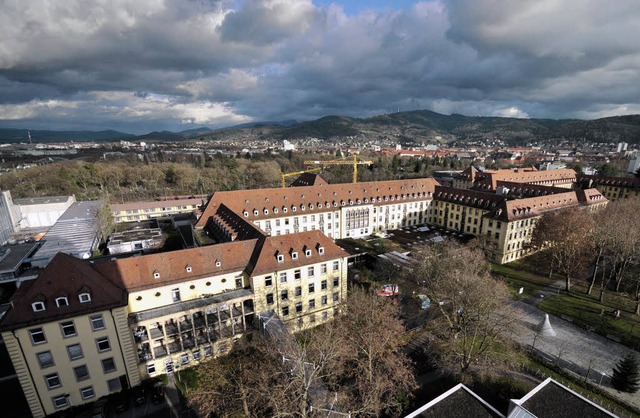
xmin=165 ymin=374 xmax=182 ymax=418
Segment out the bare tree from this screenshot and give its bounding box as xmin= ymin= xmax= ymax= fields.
xmin=410 ymin=242 xmax=521 ymax=379
xmin=335 ymin=287 xmax=417 ymax=417
xmin=531 ymin=208 xmax=595 ymax=292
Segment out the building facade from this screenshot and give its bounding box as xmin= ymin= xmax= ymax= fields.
xmin=0 ymin=231 xmax=348 ymax=417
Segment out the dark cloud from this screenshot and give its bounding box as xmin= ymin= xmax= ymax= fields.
xmin=1 ymin=0 xmax=639 ymax=133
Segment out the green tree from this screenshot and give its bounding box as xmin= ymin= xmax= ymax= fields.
xmin=611 ymin=353 xmax=640 ymax=393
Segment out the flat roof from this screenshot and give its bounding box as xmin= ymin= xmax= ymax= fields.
xmin=0 ymin=242 xmax=40 ymax=273
xmin=13 ymin=196 xmax=71 ymax=205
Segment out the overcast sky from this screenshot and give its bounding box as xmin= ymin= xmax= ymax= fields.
xmin=1 ymin=0 xmax=639 ymax=134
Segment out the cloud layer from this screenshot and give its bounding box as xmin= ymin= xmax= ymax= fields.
xmin=1 ymin=0 xmax=639 ymax=133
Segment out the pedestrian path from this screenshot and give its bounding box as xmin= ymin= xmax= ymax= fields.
xmin=512 ymin=300 xmax=640 ymax=411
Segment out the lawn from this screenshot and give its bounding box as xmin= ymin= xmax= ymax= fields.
xmin=490 ymin=262 xmax=551 ymax=300
xmin=538 ymin=292 xmax=640 ymax=348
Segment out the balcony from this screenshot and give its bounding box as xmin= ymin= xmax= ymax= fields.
xmin=153 ymin=345 xmax=168 ymax=358
xmin=178 ymin=320 xmax=192 ymax=333
xmin=183 ymin=335 xmax=196 ymax=350
xmin=168 ymin=339 xmax=181 ymax=353
xmin=193 ymin=313 xmax=206 ymax=329
xmin=165 ymin=322 xmax=179 ymax=336
xmin=196 ymin=331 xmax=208 ymax=345
xmin=149 ymin=327 xmax=164 ymax=339
xmin=133 ymin=327 xmax=148 ymax=343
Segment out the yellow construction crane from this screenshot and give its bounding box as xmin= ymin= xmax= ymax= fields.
xmin=280 ymin=167 xmax=322 ymax=188
xmin=303 ymin=154 xmax=373 ymax=183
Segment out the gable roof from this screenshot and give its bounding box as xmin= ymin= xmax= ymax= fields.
xmin=249 ymin=230 xmax=348 ymax=276
xmin=93 ymin=239 xmax=259 ymax=292
xmin=509 ymin=378 xmax=617 ymax=418
xmin=0 ymin=253 xmax=127 ymax=331
xmin=405 ymin=383 xmax=504 ymax=418
xmin=196 ymin=178 xmax=440 ymax=228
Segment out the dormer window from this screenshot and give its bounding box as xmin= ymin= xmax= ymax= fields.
xmin=243 ymin=211 xmax=249 ymax=217
xmin=253 ymin=210 xmax=259 ymax=216
xmin=274 ymin=208 xmax=279 ymax=214
xmin=291 ymin=251 xmax=298 ymax=260
xmin=78 ymin=293 xmax=91 ymax=303
xmin=305 ymin=249 xmax=312 ymax=257
xmin=32 ymin=302 xmax=45 ymax=312
xmin=55 ymin=297 xmax=69 ymax=308
xmin=283 ymin=207 xmax=288 ymax=213
xmin=318 ymin=246 xmax=325 ymax=255
xmin=215 ymin=261 xmax=221 ymax=267
xmin=263 ymin=209 xmax=269 ymax=215
xmin=277 ymin=254 xmax=284 ymax=263
xmin=186 ymin=265 xmax=192 ymax=273
xmin=292 ymin=206 xmax=297 ymax=212
xmin=153 ymin=270 xmax=161 ymax=279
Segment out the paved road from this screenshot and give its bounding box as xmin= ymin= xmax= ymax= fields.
xmin=512 ymin=280 xmax=640 ymax=412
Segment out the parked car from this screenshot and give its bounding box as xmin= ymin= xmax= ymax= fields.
xmin=151 ymin=382 xmax=165 ymax=404
xmin=111 ymin=392 xmax=129 ymax=413
xmin=131 ymin=386 xmax=146 ymax=406
xmin=91 ymin=399 xmax=108 ymax=418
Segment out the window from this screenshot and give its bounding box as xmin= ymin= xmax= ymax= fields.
xmin=305 ymin=249 xmax=312 ymax=257
xmin=281 ymin=290 xmax=288 ymax=301
xmin=80 ymin=386 xmax=95 ymax=400
xmin=37 ymin=351 xmax=54 ymax=368
xmin=55 ymin=297 xmax=69 ymax=308
xmin=296 ymin=302 xmax=302 ymax=313
xmin=96 ymin=337 xmax=110 ymax=352
xmin=30 ymin=328 xmax=46 ymax=344
xmin=204 ymin=346 xmax=213 ymax=357
xmin=308 ymin=283 xmax=315 ymax=293
xmin=307 ymin=266 xmax=314 ymax=277
xmin=322 ymin=311 xmax=328 ymax=319
xmin=32 ymin=302 xmax=45 ymax=312
xmin=294 ymin=269 xmax=301 ymax=280
xmin=102 ymin=357 xmax=116 ymax=373
xmin=60 ymin=321 xmax=76 ymax=337
xmin=282 ymin=306 xmax=289 ymax=316
xmin=108 ymin=378 xmax=121 ymax=393
xmin=67 ymin=343 xmax=83 ymax=360
xmin=181 ymin=354 xmax=189 ymax=365
xmin=321 ymin=280 xmax=327 ymax=290
xmin=309 ymin=299 xmax=315 ymax=309
xmin=46 ymin=373 xmax=61 ymax=389
xmin=90 ymin=314 xmax=105 ymax=331
xmin=333 ymin=277 xmax=339 ymax=287
xmin=265 ymin=276 xmax=273 ymax=287
xmin=172 ymin=288 xmax=181 ymax=302
xmin=193 ymin=350 xmax=201 ymax=361
xmin=318 ymin=246 xmax=324 ymax=255
xmin=153 ymin=271 xmax=160 ymax=279
xmin=321 ymin=296 xmax=328 ymax=306
xmin=291 ymin=251 xmax=298 ymax=260
xmin=295 ymin=286 xmax=302 ymax=297
xmin=333 ymin=261 xmax=339 ymax=271
xmin=333 ymin=292 xmax=339 ymax=302
xmin=266 ymin=293 xmax=274 ymax=305
xmin=79 ymin=293 xmax=91 ymax=303
xmin=74 ymin=365 xmax=90 ymax=381
xmin=52 ymin=395 xmax=68 ymax=409
xmin=186 ymin=265 xmax=192 ymax=273
xmin=235 ymin=277 xmax=243 ymax=289
xmin=279 ymin=272 xmax=287 ymax=283
xmin=147 ymin=364 xmax=156 ymax=374
xmin=321 ymin=264 xmax=327 ymax=274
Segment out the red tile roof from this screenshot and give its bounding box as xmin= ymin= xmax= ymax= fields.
xmin=0 ymin=253 xmax=127 ymax=330
xmin=196 ymin=178 xmax=440 ymax=228
xmin=93 ymin=239 xmax=259 ymax=292
xmin=248 ymin=230 xmax=348 ymax=276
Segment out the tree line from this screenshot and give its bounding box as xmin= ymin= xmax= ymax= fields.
xmin=531 ymin=198 xmax=640 ymax=314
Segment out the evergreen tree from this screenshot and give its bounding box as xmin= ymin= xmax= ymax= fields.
xmin=611 ymin=353 xmax=640 ymax=393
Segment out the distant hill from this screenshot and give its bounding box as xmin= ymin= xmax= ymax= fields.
xmin=197 ymin=110 xmax=640 ymax=145
xmin=3 ymin=112 xmax=640 ymax=145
